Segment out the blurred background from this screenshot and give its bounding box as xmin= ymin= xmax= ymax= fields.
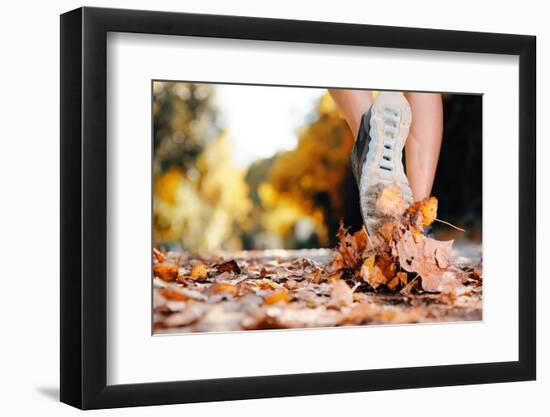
xmin=153 ymin=82 xmax=482 ymax=253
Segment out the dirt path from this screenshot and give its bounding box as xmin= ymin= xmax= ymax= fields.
xmin=153 ymin=245 xmax=482 ymax=334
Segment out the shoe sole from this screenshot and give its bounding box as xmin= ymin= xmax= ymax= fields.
xmin=358 ymin=92 xmax=413 ymax=235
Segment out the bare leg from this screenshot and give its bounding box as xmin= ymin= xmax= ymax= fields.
xmin=403 ymin=92 xmax=443 ymax=200
xmin=328 ymin=89 xmax=373 ymax=137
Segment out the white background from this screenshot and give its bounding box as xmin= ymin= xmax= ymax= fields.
xmin=0 ymin=0 xmax=546 ymax=415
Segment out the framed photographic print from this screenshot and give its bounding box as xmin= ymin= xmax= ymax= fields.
xmin=60 ymin=6 xmax=536 ymax=409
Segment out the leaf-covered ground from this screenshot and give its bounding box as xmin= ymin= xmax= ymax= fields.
xmin=153 ymin=245 xmax=482 ymax=334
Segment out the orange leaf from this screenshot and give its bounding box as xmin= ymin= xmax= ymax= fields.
xmin=353 ymin=226 xmax=369 ymax=253
xmin=408 ymin=197 xmax=438 ymax=228
xmin=397 ymin=271 xmax=408 ymax=285
xmin=419 ymin=197 xmax=438 ymax=226
xmin=153 ymin=263 xmax=179 ymax=282
xmin=209 ymin=283 xmax=238 ymax=295
xmin=153 ymin=247 xmax=166 ymax=263
xmin=387 ymin=276 xmax=400 ymax=291
xmin=160 ymin=288 xmax=188 ymax=301
xmin=190 ymin=263 xmax=208 ymax=281
xmin=264 ymin=290 xmax=291 ymax=305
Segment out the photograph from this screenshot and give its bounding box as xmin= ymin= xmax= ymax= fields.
xmin=151 ymin=82 xmax=483 ymax=334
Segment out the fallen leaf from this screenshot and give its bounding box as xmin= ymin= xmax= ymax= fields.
xmin=331 ymin=252 xmax=344 ymax=271
xmin=336 ymin=222 xmax=365 ymax=269
xmin=359 ymin=256 xmax=375 ymax=282
xmin=353 ymin=226 xmax=369 ymax=253
xmin=216 ymin=260 xmax=241 ymax=274
xmin=377 ymin=220 xmax=398 ymax=242
xmin=209 ymin=283 xmax=239 ymax=295
xmin=153 ymin=247 xmax=166 ymax=263
xmin=435 ymin=246 xmax=451 ymax=268
xmin=264 ymin=290 xmax=291 ymax=305
xmin=313 ymin=268 xmax=328 ymax=283
xmin=160 ymin=288 xmax=188 ymax=301
xmin=257 ymin=278 xmax=279 ymax=290
xmin=190 ymin=263 xmax=208 ymax=281
xmin=397 ymin=271 xmax=408 ymax=285
xmin=153 ymin=263 xmax=179 ymax=282
xmin=387 ymin=276 xmax=400 ymax=291
xmin=375 ymin=254 xmax=397 ymax=282
xmin=328 ymin=280 xmax=354 ymax=308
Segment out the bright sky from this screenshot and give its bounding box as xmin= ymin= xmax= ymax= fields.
xmin=214 ymin=84 xmax=326 ymax=168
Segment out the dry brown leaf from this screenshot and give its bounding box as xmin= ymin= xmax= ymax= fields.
xmin=153 ymin=263 xmax=179 ymax=282
xmin=434 ymin=246 xmax=451 ymax=268
xmin=353 ymin=226 xmax=369 ymax=253
xmin=331 ymin=252 xmax=344 ymax=271
xmin=377 ymin=220 xmax=398 ymax=242
xmin=372 ymin=266 xmax=389 ymax=289
xmin=216 ymin=260 xmax=241 ymax=275
xmin=397 ymin=271 xmax=408 ymax=286
xmin=396 ymin=229 xmax=462 ymax=292
xmin=328 ymin=280 xmax=354 ymax=308
xmin=336 ymin=222 xmax=364 ymax=269
xmin=376 ymin=254 xmax=397 ymax=282
xmin=313 ymin=268 xmax=328 ymax=283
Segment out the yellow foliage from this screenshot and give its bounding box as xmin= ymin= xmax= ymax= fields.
xmin=261 ymin=197 xmax=307 ymax=236
xmin=153 ymin=133 xmax=252 ymax=252
xmin=154 ymin=168 xmax=183 ymax=204
xmin=266 ymin=93 xmax=354 ymax=233
xmin=420 ymin=197 xmax=438 ymax=227
xmin=257 ymin=182 xmax=278 ymax=209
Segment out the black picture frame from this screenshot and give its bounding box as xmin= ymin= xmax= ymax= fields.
xmin=60 ymin=6 xmax=536 ymax=410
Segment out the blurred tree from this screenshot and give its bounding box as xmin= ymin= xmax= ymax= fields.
xmin=153 ymin=82 xmax=220 ymax=176
xmin=259 ymin=94 xmax=360 ymax=247
xmin=153 ymin=82 xmax=252 ymax=252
